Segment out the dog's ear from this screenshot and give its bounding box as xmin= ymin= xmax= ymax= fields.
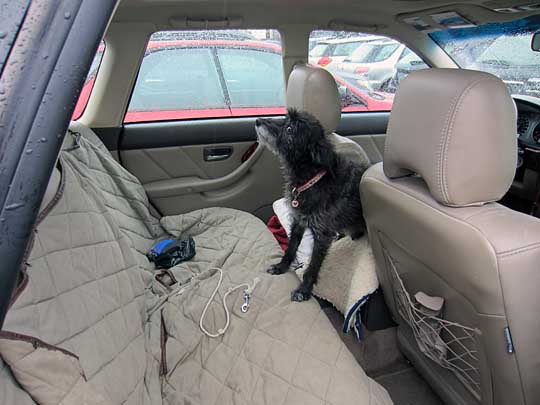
xmin=287 ymin=108 xmax=299 ymax=120
xmin=310 ymin=140 xmax=336 ymax=170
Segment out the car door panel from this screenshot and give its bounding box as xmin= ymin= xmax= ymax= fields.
xmin=139 ymin=145 xmax=282 ymax=220
xmin=117 ymin=112 xmax=389 ymax=220
xmin=143 ymin=145 xmax=262 ymax=198
xmin=121 ymin=142 xmax=252 ymax=184
xmin=120 ymin=118 xmax=283 ymax=220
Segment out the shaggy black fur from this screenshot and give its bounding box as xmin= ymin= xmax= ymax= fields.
xmin=255 ymin=109 xmax=367 ymax=301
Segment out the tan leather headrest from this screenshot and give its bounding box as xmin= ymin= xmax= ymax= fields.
xmin=384 ymin=68 xmax=517 ymax=207
xmin=286 ymin=65 xmax=340 ymax=135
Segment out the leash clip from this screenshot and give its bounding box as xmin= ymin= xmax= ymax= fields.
xmin=241 ymin=291 xmax=250 ymax=313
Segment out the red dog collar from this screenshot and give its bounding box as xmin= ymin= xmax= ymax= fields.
xmin=291 ymin=170 xmax=327 ymax=208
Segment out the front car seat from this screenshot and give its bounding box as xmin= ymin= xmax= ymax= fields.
xmin=360 ymin=68 xmax=540 ymax=405
xmin=286 ymin=64 xmax=371 ymax=168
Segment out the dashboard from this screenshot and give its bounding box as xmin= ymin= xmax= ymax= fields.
xmin=518 ymin=112 xmax=540 ymax=144
xmin=511 ymin=96 xmax=540 ymax=204
xmin=516 ymin=96 xmax=540 ymax=147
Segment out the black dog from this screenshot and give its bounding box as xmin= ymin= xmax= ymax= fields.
xmin=255 ymin=109 xmax=367 ymax=301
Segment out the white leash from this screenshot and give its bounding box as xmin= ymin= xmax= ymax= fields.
xmin=199 ymin=267 xmax=260 ymax=338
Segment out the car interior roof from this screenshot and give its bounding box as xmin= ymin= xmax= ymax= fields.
xmin=114 ymin=0 xmax=537 ymax=29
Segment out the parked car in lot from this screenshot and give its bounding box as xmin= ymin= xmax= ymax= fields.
xmin=309 ymin=37 xmax=323 ymax=51
xmin=308 ymin=36 xmax=384 ymax=70
xmin=384 ymin=51 xmax=429 ymax=93
xmin=74 ymin=39 xmax=393 ymax=122
xmin=335 ymin=40 xmax=408 ymax=90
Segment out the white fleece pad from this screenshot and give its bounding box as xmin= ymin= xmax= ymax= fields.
xmin=273 ymin=198 xmax=379 ymax=336
xmin=273 ymin=198 xmax=314 ymax=268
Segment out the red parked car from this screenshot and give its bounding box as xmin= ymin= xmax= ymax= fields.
xmin=73 ymin=40 xmax=393 ymax=122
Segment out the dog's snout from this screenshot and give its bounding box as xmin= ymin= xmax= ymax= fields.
xmin=255 ymin=118 xmax=262 ymax=127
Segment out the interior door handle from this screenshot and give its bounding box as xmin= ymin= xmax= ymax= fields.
xmin=204 ymin=146 xmax=233 ymax=162
xmin=206 ymin=154 xmax=229 ymax=162
xmin=146 ymin=144 xmax=265 ymax=198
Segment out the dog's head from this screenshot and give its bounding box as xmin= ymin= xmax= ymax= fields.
xmin=255 ymin=109 xmax=334 ymax=168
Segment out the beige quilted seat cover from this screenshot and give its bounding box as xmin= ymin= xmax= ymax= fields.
xmin=0 ymin=127 xmax=393 ymax=405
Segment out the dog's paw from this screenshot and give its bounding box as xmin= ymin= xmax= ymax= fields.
xmin=267 ymin=264 xmax=287 ymax=275
xmin=291 ymin=286 xmax=312 ymax=302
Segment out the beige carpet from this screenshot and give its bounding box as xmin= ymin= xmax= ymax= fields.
xmin=322 ymin=304 xmax=443 ymax=405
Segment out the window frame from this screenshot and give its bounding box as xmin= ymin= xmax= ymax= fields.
xmin=72 ymin=40 xmax=106 ymax=121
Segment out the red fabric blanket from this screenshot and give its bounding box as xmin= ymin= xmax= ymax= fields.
xmin=267 ymin=215 xmax=288 ymax=250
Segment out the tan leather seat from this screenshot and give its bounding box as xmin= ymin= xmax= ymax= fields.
xmin=360 ymin=68 xmax=540 ymax=405
xmin=286 ymin=64 xmax=371 ymax=167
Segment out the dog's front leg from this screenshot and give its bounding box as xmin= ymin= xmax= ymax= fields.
xmin=267 ymin=220 xmax=305 ymax=275
xmin=291 ymin=235 xmax=332 ymax=302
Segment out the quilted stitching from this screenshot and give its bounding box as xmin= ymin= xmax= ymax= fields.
xmin=65 ymin=137 xmax=166 ymax=261
xmin=155 ymin=265 xmax=382 ymax=405
xmin=0 ymin=132 xmax=392 ymax=405
xmin=3 ymin=159 xmax=150 ymax=404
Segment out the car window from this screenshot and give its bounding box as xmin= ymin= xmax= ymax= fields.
xmin=308 ymin=40 xmax=319 ymax=52
xmin=430 ymin=15 xmax=540 ymax=98
xmin=310 ymin=31 xmax=430 ymax=112
xmin=372 ymin=44 xmax=400 ymax=62
xmin=353 ymin=43 xmax=399 ymax=63
xmin=218 ymin=48 xmax=285 ymax=108
xmin=72 ymin=41 xmax=105 ymax=120
xmin=398 ymin=47 xmax=412 ymax=62
xmin=310 ymin=43 xmax=329 ymax=57
xmin=349 ymin=44 xmax=373 ymax=63
xmin=333 ymin=42 xmax=361 ymax=56
xmin=125 ymin=30 xmax=284 ymax=123
xmin=128 ymin=48 xmax=225 ymax=112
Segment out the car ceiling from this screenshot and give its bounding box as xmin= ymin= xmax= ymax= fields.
xmin=114 ymin=0 xmax=539 ymax=30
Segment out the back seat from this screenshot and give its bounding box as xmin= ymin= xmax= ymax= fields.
xmin=0 ymin=123 xmax=392 ymax=405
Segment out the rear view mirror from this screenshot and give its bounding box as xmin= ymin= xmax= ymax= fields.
xmin=532 ymin=31 xmax=540 ymax=52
